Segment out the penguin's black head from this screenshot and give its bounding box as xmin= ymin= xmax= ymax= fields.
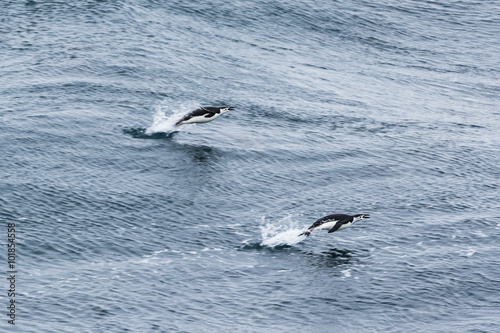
xmin=353 ymin=214 xmax=370 ymax=220
xmin=219 ymin=106 xmax=234 ymax=114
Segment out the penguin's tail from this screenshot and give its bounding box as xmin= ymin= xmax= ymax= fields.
xmin=299 ymin=230 xmax=311 ymax=237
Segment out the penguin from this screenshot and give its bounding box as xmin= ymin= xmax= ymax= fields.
xmin=299 ymin=214 xmax=370 ymax=237
xmin=175 ymin=106 xmax=234 ymax=126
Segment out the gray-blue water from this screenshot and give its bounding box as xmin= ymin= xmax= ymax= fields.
xmin=2 ymin=0 xmax=500 ymax=332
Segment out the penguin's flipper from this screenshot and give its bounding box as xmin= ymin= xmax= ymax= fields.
xmin=203 ymin=112 xmax=216 ymax=118
xmin=328 ymin=220 xmax=345 ymax=233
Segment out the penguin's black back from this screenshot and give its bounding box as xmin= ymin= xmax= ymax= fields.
xmin=178 ymin=107 xmax=214 ymax=122
xmin=309 ymin=214 xmax=351 ymax=229
xmin=200 ymin=107 xmax=223 ymax=113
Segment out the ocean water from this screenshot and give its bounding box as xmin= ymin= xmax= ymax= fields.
xmin=1 ymin=0 xmax=500 ymax=332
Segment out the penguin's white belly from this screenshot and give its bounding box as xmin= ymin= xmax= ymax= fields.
xmin=317 ymin=221 xmax=338 ymax=230
xmin=337 ymin=222 xmax=352 ymax=230
xmin=183 ymin=113 xmax=221 ymax=124
xmin=316 ymin=221 xmax=352 ymax=231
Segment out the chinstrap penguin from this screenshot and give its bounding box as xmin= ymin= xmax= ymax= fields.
xmin=299 ymin=214 xmax=370 ymax=237
xmin=175 ymin=106 xmax=234 ymax=126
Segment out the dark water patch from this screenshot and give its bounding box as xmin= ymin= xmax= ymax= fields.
xmin=305 ymin=248 xmax=358 ymax=267
xmin=238 ymin=242 xmax=369 ymax=268
xmin=238 ymin=242 xmax=297 ymax=252
xmin=122 ymin=126 xmax=177 ymax=139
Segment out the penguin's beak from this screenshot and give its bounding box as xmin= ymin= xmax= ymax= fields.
xmin=363 ymin=214 xmax=370 ymax=219
xmin=228 ymin=107 xmax=235 ymax=111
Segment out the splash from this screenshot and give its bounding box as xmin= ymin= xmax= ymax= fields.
xmin=145 ymin=100 xmax=200 ymax=135
xmin=123 ymin=100 xmax=202 ymax=139
xmin=260 ymin=214 xmax=308 ymax=247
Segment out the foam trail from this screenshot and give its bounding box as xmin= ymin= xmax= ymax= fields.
xmin=146 ymin=100 xmax=200 ymax=134
xmin=260 ymin=215 xmax=308 ymax=247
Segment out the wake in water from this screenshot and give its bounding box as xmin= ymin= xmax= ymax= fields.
xmin=260 ymin=214 xmax=308 ymax=247
xmin=123 ymin=100 xmax=200 ymax=138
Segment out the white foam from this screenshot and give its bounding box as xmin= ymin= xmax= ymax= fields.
xmin=260 ymin=214 xmax=308 ymax=247
xmin=341 ymin=269 xmax=352 ymax=278
xmin=145 ymin=100 xmax=200 ymax=134
xmin=458 ymin=248 xmax=476 ymax=257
